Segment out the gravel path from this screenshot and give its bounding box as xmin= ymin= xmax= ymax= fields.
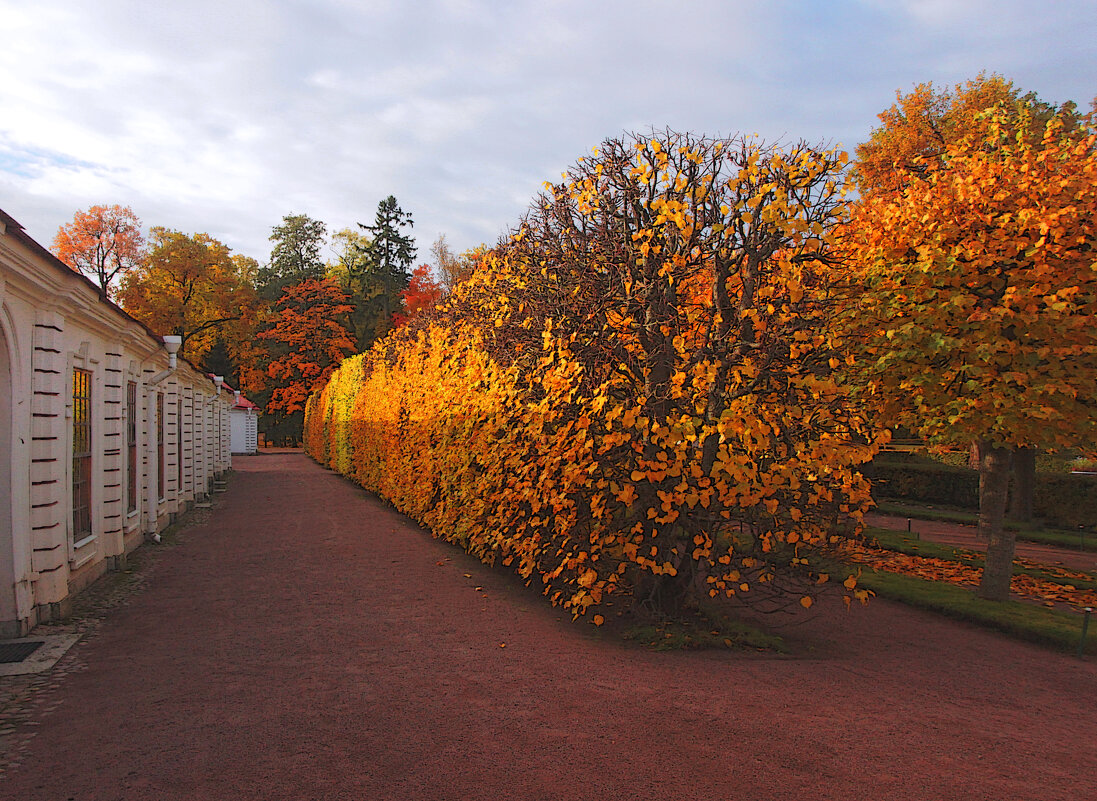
xmin=3 ymin=452 xmax=1095 ymax=800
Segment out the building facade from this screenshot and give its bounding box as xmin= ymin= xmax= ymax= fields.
xmin=229 ymin=390 xmax=259 ymax=455
xmin=0 ymin=208 xmax=232 ymax=637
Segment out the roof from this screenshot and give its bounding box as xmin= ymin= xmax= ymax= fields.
xmin=1 ymin=206 xmax=214 ymax=384
xmin=213 ymin=376 xmax=261 ymax=412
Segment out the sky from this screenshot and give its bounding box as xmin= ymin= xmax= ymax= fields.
xmin=1 ymin=0 xmax=1094 ymax=266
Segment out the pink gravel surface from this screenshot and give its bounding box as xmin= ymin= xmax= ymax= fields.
xmin=3 ymin=452 xmax=1096 ymax=800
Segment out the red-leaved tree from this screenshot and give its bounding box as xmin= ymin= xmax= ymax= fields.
xmin=53 ymin=204 xmax=145 ymax=297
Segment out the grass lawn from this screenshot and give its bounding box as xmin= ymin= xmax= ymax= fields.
xmin=813 ymin=528 xmax=1097 ymax=656
xmin=853 ymin=566 xmax=1096 ymax=656
xmin=874 ymin=499 xmax=1097 ymax=552
xmin=865 ymin=527 xmax=1097 ymax=592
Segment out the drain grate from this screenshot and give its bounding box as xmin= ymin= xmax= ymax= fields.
xmin=0 ymin=641 xmax=45 ymax=664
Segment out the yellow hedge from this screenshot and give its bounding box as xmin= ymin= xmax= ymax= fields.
xmin=305 ymin=131 xmax=883 ymax=619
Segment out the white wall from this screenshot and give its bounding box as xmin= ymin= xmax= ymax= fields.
xmin=0 ymin=209 xmax=233 ymax=637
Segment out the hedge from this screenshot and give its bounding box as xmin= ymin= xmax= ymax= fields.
xmin=865 ymin=454 xmax=1097 ymax=530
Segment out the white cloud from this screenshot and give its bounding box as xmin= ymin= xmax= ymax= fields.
xmin=0 ymin=0 xmax=1093 ymax=263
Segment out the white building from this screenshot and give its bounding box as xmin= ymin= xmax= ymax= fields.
xmin=228 ymin=386 xmax=259 ymax=455
xmin=0 ymin=208 xmax=233 ymax=637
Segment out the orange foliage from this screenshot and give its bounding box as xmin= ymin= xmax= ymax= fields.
xmin=391 ymin=264 xmax=443 ymax=328
xmin=843 ymin=543 xmax=1097 ymax=610
xmin=52 ymin=204 xmax=144 ymax=296
xmin=846 ymin=102 xmax=1097 ymax=456
xmin=261 ymin=278 xmax=356 ymax=415
xmin=306 ymin=131 xmax=884 ymax=620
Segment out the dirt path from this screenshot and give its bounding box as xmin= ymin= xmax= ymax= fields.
xmin=3 ymin=452 xmax=1096 ymax=800
xmin=866 ymin=512 xmax=1097 ymax=573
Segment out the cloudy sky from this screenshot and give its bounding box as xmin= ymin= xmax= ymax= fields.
xmin=1 ymin=0 xmax=1094 ymax=265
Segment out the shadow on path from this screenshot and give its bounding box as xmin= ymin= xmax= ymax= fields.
xmin=3 ymin=452 xmax=1095 ymax=800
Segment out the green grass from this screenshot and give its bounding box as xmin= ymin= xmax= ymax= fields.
xmin=621 ymin=604 xmax=786 ymax=652
xmin=854 ymin=567 xmax=1097 ymax=655
xmin=874 ymin=500 xmax=1097 ymax=552
xmin=814 ymin=536 xmax=1097 ymax=655
xmin=865 ymin=527 xmax=1097 ymax=590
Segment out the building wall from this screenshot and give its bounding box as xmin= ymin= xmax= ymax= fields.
xmin=230 ymin=409 xmax=258 ymax=454
xmin=0 ymin=209 xmax=232 ymax=637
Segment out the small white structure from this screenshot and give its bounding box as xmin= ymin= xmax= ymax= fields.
xmin=0 ymin=208 xmax=232 ymax=637
xmin=228 ymin=387 xmax=259 ymax=454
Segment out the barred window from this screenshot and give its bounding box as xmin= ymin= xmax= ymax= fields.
xmin=127 ymin=381 xmax=137 ymax=514
xmin=72 ymin=368 xmax=92 ymax=542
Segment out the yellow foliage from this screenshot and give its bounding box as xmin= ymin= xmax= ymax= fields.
xmin=304 ymin=130 xmax=880 ymax=619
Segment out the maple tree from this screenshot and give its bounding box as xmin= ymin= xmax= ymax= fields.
xmin=845 ymin=98 xmax=1097 ymax=601
xmin=117 ymin=228 xmax=263 ymax=365
xmin=259 ymin=278 xmax=356 ymax=444
xmin=52 ymin=204 xmax=145 ymax=297
xmin=306 ymin=130 xmax=882 ymax=621
xmin=391 ymin=264 xmax=443 ymax=327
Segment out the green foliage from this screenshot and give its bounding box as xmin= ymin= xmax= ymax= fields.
xmin=867 ymin=456 xmax=1097 ymax=530
xmin=348 ymin=195 xmax=417 ymax=350
xmin=1033 ymin=473 xmax=1097 ymax=530
xmin=257 ymin=213 xmax=328 ymax=301
xmin=865 ymin=456 xmax=980 ymax=508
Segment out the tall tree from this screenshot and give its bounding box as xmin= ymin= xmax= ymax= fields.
xmin=846 ymin=98 xmax=1097 ymax=601
xmin=52 ymin=204 xmax=145 ymax=297
xmin=853 ymin=73 xmax=1070 ymax=199
xmin=257 ymin=213 xmax=328 ymax=301
xmin=351 ymin=195 xmax=416 ymax=349
xmin=430 ymin=234 xmax=478 ymax=292
xmin=257 ymin=278 xmax=356 ymax=444
xmin=118 ymin=228 xmax=262 ymax=363
xmin=854 ymin=74 xmax=1087 ymax=520
xmin=200 ymin=336 xmax=239 ymax=387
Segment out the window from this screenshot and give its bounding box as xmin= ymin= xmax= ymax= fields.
xmin=127 ymin=381 xmax=137 ymax=514
xmin=176 ymin=397 xmax=184 ymax=492
xmin=72 ymin=368 xmax=92 ymax=542
xmin=157 ymin=392 xmax=165 ymax=501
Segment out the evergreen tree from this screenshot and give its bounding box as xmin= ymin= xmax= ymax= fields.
xmin=200 ymin=336 xmax=240 ymax=388
xmin=351 ymin=196 xmax=416 ymax=349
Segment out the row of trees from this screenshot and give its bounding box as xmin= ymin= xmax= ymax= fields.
xmin=306 ymin=72 xmax=1095 ymax=611
xmin=52 ymin=196 xmax=475 ymax=443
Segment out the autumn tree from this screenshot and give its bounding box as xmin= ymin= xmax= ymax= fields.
xmin=348 ymin=195 xmax=416 ymax=349
xmin=391 ymin=264 xmax=444 ymax=327
xmin=52 ymin=204 xmax=145 ymax=297
xmin=258 ymin=278 xmax=356 ymax=444
xmin=118 ymin=228 xmax=263 ymax=364
xmin=431 ymin=234 xmax=478 ymax=292
xmin=854 ymin=73 xmax=1079 ymax=199
xmin=855 ymin=74 xmax=1088 ymax=519
xmin=257 ymin=214 xmax=328 ymax=301
xmin=309 ymin=131 xmax=878 ymax=622
xmin=845 ymin=99 xmax=1097 ymax=601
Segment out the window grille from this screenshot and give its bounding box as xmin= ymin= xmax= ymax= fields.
xmin=176 ymin=397 xmax=183 ymax=493
xmin=127 ymin=381 xmax=137 ymax=514
xmin=72 ymin=368 xmax=92 ymax=542
xmin=157 ymin=393 xmax=165 ymax=501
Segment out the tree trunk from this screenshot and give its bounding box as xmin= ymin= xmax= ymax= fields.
xmin=976 ymin=442 xmax=1015 ymax=601
xmin=968 ymin=440 xmax=981 ymax=470
xmin=1008 ymin=447 xmax=1036 ymax=523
